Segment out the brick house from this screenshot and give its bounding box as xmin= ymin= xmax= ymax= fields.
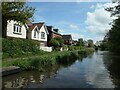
xmin=46 ymin=26 xmax=62 ymax=46
xmin=62 ymin=34 xmax=73 ymax=45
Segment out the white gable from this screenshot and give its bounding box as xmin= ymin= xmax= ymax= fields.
xmin=39 ymin=25 xmax=48 ymax=42
xmin=7 ymin=20 xmax=26 ymax=39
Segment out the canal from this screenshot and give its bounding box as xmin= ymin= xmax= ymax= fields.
xmin=2 ymin=51 xmax=120 ymax=88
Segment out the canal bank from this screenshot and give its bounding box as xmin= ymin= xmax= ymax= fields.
xmin=2 ymin=51 xmax=120 ymax=89
xmin=2 ymin=48 xmax=94 ymax=71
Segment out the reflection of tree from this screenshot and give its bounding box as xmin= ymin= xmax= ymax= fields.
xmin=103 ymin=52 xmax=120 ymax=88
xmin=3 ymin=54 xmax=87 ymax=89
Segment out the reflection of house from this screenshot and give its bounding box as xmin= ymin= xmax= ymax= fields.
xmin=6 ymin=20 xmax=27 ymax=39
xmin=62 ymin=35 xmax=72 ymax=45
xmin=27 ymin=22 xmax=49 ymax=47
xmin=47 ymin=26 xmax=62 ymax=45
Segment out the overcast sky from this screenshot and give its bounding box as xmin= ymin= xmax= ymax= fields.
xmin=27 ymin=1 xmax=117 ymax=43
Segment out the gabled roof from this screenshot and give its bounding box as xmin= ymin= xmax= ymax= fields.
xmin=32 ymin=22 xmax=49 ymax=34
xmin=47 ymin=26 xmax=61 ymax=35
xmin=62 ymin=35 xmax=72 ymax=40
xmin=32 ymin=22 xmax=44 ymax=30
xmin=46 ymin=26 xmax=54 ymax=32
xmin=28 ymin=24 xmax=37 ymax=31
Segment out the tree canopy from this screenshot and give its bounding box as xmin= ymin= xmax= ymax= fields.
xmin=2 ymin=1 xmax=35 ymax=37
xmin=105 ymin=2 xmax=120 ymax=53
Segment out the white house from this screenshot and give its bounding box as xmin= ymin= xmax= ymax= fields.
xmin=27 ymin=22 xmax=49 ymax=47
xmin=7 ymin=20 xmax=27 ymax=39
xmin=27 ymin=22 xmax=52 ymax=52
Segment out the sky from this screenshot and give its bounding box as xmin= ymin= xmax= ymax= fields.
xmin=26 ymin=1 xmax=117 ymax=43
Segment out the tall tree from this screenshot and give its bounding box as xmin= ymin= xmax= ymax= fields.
xmin=77 ymin=38 xmax=84 ymax=46
xmin=2 ymin=1 xmax=35 ymax=37
xmin=105 ymin=2 xmax=120 ymax=53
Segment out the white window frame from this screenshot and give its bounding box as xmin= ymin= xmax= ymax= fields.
xmin=41 ymin=32 xmax=45 ymax=39
xmin=34 ymin=30 xmax=37 ymax=38
xmin=13 ymin=24 xmax=22 ymax=35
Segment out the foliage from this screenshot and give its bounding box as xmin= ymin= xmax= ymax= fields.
xmin=106 ymin=17 xmax=120 ymax=53
xmin=105 ymin=2 xmax=120 ymax=53
xmin=48 ymin=38 xmax=60 ymax=50
xmin=77 ymin=38 xmax=84 ymax=46
xmin=87 ymin=39 xmax=94 ymax=47
xmin=2 ymin=37 xmax=42 ymax=59
xmin=2 ymin=47 xmax=95 ymax=71
xmin=99 ymin=40 xmax=108 ymax=51
xmin=2 ymin=1 xmax=35 ymax=37
xmin=62 ymin=45 xmax=68 ymax=51
xmin=54 ymin=37 xmax=64 ymax=47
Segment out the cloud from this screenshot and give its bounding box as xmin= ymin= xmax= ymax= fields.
xmin=85 ymin=3 xmax=117 ymax=36
xmin=59 ymin=29 xmax=66 ymax=33
xmin=69 ymin=24 xmax=80 ymax=31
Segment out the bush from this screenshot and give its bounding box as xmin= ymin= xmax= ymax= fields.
xmin=54 ymin=37 xmax=64 ymax=47
xmin=2 ymin=37 xmax=40 ymax=58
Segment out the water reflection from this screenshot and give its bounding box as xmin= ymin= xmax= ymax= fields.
xmin=103 ymin=52 xmax=120 ymax=88
xmin=2 ymin=51 xmax=120 ymax=88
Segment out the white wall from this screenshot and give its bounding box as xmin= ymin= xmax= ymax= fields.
xmin=39 ymin=25 xmax=47 ymax=42
xmin=40 ymin=46 xmax=52 ymax=52
xmin=31 ymin=26 xmax=39 ymax=41
xmin=7 ymin=20 xmax=26 ymax=39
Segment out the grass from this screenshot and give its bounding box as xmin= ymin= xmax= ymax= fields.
xmin=2 ymin=48 xmax=95 ymax=71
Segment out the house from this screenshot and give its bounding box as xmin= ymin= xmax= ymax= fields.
xmin=6 ymin=20 xmax=27 ymax=39
xmin=72 ymin=40 xmax=78 ymax=45
xmin=46 ymin=26 xmax=62 ymax=45
xmin=27 ymin=22 xmax=49 ymax=47
xmin=62 ymin=34 xmax=73 ymax=45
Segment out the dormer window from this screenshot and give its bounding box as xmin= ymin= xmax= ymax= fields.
xmin=13 ymin=24 xmax=22 ymax=34
xmin=41 ymin=32 xmax=45 ymax=39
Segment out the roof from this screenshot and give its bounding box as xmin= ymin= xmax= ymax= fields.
xmin=28 ymin=24 xmax=37 ymax=31
xmin=28 ymin=22 xmax=44 ymax=31
xmin=47 ymin=26 xmax=61 ymax=35
xmin=33 ymin=22 xmax=44 ymax=30
xmin=62 ymin=35 xmax=72 ymax=40
xmin=46 ymin=26 xmax=53 ymax=32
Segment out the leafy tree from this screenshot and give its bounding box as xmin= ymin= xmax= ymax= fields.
xmin=77 ymin=38 xmax=84 ymax=46
xmin=54 ymin=37 xmax=64 ymax=47
xmin=105 ymin=2 xmax=120 ymax=53
xmin=2 ymin=1 xmax=35 ymax=37
xmin=87 ymin=39 xmax=94 ymax=47
xmin=48 ymin=38 xmax=60 ymax=48
xmin=99 ymin=40 xmax=108 ymax=51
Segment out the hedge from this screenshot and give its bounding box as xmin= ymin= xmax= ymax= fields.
xmin=2 ymin=37 xmax=41 ymax=58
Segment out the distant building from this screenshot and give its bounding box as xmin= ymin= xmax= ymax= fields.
xmin=62 ymin=34 xmax=72 ymax=45
xmin=47 ymin=26 xmax=62 ymax=45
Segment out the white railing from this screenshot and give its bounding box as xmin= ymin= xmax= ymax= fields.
xmin=40 ymin=46 xmax=52 ymax=52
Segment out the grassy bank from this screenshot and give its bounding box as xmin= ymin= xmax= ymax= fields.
xmin=2 ymin=48 xmax=94 ymax=71
xmin=2 ymin=37 xmax=47 ymax=59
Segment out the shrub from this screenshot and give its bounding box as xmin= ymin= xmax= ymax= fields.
xmin=54 ymin=37 xmax=64 ymax=47
xmin=2 ymin=37 xmax=40 ymax=58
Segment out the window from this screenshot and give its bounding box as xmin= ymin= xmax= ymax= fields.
xmin=34 ymin=30 xmax=37 ymax=38
xmin=41 ymin=32 xmax=45 ymax=39
xmin=13 ymin=24 xmax=22 ymax=34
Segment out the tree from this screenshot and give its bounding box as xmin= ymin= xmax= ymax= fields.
xmin=105 ymin=2 xmax=120 ymax=53
xmin=54 ymin=37 xmax=64 ymax=47
xmin=48 ymin=38 xmax=60 ymax=48
xmin=77 ymin=38 xmax=84 ymax=46
xmin=87 ymin=39 xmax=94 ymax=47
xmin=2 ymin=1 xmax=35 ymax=38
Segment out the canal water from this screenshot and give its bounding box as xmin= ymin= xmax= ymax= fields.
xmin=2 ymin=51 xmax=120 ymax=88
